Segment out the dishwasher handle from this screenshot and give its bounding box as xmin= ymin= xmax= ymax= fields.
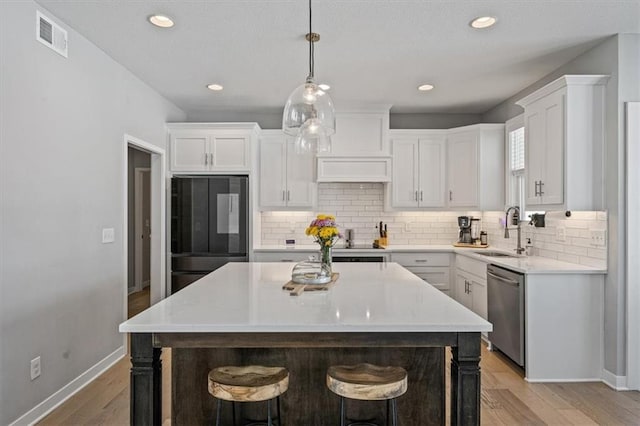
xmin=487 ymin=271 xmax=520 ymax=287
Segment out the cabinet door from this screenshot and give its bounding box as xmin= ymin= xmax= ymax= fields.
xmin=170 ymin=135 xmax=208 ymax=171
xmin=286 ymin=140 xmax=316 ymax=208
xmin=539 ymin=91 xmax=564 ymax=205
xmin=210 ymin=135 xmax=250 ymax=171
xmin=447 ymin=132 xmax=478 ymax=207
xmin=418 ymin=138 xmax=446 ymax=207
xmin=470 ymin=279 xmax=488 ymax=320
xmin=454 ymin=273 xmax=473 ymax=310
xmin=259 ymin=138 xmax=287 ymax=208
xmin=391 ymin=139 xmax=419 ymax=207
xmin=525 ymin=107 xmax=544 ymax=205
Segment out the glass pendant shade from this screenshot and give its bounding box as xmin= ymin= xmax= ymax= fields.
xmin=283 ymin=78 xmax=336 ymax=138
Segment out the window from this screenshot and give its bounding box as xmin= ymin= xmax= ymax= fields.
xmin=505 ymin=115 xmax=525 ymax=219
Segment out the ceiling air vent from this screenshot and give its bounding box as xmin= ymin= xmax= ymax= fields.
xmin=36 ymin=11 xmax=68 ymax=58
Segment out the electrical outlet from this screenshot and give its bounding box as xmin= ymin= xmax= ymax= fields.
xmin=102 ymin=228 xmax=115 ymax=243
xmin=590 ymin=229 xmax=607 ymax=246
xmin=30 ymin=356 xmax=41 ymax=380
xmin=556 ymin=226 xmax=566 ymax=242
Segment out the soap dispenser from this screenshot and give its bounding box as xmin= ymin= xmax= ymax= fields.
xmin=525 ymin=238 xmax=533 ymax=256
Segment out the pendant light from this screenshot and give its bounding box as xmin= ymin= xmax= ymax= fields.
xmin=282 ymin=0 xmax=335 ymax=153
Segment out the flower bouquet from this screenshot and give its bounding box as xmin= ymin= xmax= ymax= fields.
xmin=305 ymin=214 xmax=342 ymax=272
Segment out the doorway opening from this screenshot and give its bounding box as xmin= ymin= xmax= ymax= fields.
xmin=127 ymin=146 xmax=151 ymax=317
xmin=123 ymin=135 xmax=166 ymax=324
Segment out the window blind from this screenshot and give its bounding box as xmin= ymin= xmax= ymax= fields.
xmin=510 ymin=127 xmax=525 ymax=173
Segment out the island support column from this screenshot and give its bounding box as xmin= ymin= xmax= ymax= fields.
xmin=451 ymin=332 xmax=481 ymax=426
xmin=130 ymin=333 xmax=162 ymax=426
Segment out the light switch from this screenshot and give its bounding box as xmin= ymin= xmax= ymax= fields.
xmin=102 ymin=228 xmax=115 ymax=243
xmin=556 ymin=226 xmax=566 ymax=242
xmin=590 ymin=229 xmax=606 ymax=246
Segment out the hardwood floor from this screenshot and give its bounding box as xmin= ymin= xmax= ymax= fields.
xmin=38 ymin=331 xmax=640 ymax=425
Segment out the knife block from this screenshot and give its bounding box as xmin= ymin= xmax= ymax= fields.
xmin=379 ymin=237 xmax=388 ymax=247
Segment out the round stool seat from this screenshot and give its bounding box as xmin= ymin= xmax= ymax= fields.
xmin=327 ymin=363 xmax=408 ymax=401
xmin=208 ymin=365 xmax=289 ymax=402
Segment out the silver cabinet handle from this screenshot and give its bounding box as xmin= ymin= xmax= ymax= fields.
xmin=538 ymin=180 xmax=544 ymax=196
xmin=449 ymin=190 xmax=453 ymax=201
xmin=415 ymin=259 xmax=428 ymax=263
xmin=280 ymin=259 xmax=293 ymax=262
xmin=287 ymin=190 xmax=290 ymax=201
xmin=209 ymin=153 xmax=214 ymax=165
xmin=534 ymin=180 xmax=540 ymax=196
xmin=420 ymin=191 xmax=423 ymax=201
xmin=282 ymin=190 xmax=286 ymax=201
xmin=487 ymin=272 xmax=520 ymax=287
xmin=414 ymin=190 xmax=418 ymax=201
xmin=204 ymin=153 xmax=208 ymax=165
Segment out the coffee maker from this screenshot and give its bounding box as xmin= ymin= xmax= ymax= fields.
xmin=458 ymin=216 xmax=473 ymax=244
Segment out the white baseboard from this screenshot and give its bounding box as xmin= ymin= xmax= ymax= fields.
xmin=525 ymin=377 xmax=602 ymax=383
xmin=9 ymin=345 xmax=126 ymax=426
xmin=601 ymin=368 xmax=629 ymax=390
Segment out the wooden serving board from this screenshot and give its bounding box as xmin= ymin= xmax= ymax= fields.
xmin=282 ymin=273 xmax=340 ymax=296
xmin=453 ymin=243 xmax=490 ymax=248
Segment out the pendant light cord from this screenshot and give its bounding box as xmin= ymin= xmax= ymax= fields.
xmin=308 ymin=0 xmax=314 ymax=79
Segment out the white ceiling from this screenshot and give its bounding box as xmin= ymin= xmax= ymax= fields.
xmin=36 ymin=0 xmax=640 ymax=115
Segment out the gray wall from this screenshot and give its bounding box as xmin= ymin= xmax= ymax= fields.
xmin=0 ymin=2 xmax=186 ymax=424
xmin=482 ymin=34 xmax=640 ymax=376
xmin=390 ymin=113 xmax=482 ymax=129
xmin=187 ymin=110 xmax=483 ymax=129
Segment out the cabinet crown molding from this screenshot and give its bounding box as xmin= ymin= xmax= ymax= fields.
xmin=167 ymin=122 xmax=261 ymax=133
xmin=515 ymin=74 xmax=610 ymax=108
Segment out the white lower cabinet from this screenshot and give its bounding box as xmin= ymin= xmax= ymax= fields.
xmin=392 ymin=252 xmax=451 ymax=295
xmin=454 ymin=255 xmax=488 ymax=321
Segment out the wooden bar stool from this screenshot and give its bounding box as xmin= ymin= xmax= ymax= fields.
xmin=208 ymin=365 xmax=289 ymax=426
xmin=326 ymin=363 xmax=408 ymax=426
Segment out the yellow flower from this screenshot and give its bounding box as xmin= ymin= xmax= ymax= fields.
xmin=317 ymin=214 xmax=326 ymax=220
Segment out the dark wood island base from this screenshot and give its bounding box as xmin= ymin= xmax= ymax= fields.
xmin=130 ymin=331 xmax=482 ymax=425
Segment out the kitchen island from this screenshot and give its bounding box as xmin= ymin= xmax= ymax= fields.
xmin=120 ymin=262 xmax=491 ymax=425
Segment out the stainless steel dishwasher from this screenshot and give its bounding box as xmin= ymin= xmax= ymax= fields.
xmin=487 ymin=264 xmax=525 ymax=367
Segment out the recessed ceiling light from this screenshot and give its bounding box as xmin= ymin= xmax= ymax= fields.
xmin=470 ymin=16 xmax=497 ymax=29
xmin=418 ymin=84 xmax=434 ymax=91
xmin=207 ymin=84 xmax=224 ymax=91
xmin=318 ymin=84 xmax=330 ymax=91
xmin=148 ymin=14 xmax=174 ymax=28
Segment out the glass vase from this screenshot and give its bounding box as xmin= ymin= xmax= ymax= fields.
xmin=320 ymin=245 xmax=332 ymax=276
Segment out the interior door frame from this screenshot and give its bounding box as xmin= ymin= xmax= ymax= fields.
xmin=626 ymin=102 xmax=639 ymax=390
xmin=123 ymin=135 xmax=166 ymax=323
xmin=133 ymin=167 xmax=151 ymax=294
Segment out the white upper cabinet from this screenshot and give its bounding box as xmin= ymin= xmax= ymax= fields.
xmin=516 ymin=75 xmax=609 ymax=211
xmin=390 ymin=132 xmax=446 ymax=208
xmin=259 ymin=131 xmax=316 ymax=210
xmin=447 ymin=131 xmax=479 ymax=207
xmin=388 ymin=125 xmax=503 ymax=211
xmin=327 ymin=108 xmax=390 ymax=156
xmin=168 ymin=123 xmax=259 ymax=173
xmin=446 ymin=124 xmax=505 ymax=210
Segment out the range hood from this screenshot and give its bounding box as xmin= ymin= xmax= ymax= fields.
xmin=315 ymin=106 xmax=392 ymax=182
xmin=316 ymin=156 xmax=391 ymax=182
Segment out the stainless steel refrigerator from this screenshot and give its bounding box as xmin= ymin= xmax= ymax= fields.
xmin=170 ymin=176 xmax=249 ymax=293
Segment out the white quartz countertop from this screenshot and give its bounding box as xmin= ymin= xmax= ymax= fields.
xmin=254 ymin=245 xmax=606 ymax=274
xmin=120 ymin=262 xmax=492 ymax=334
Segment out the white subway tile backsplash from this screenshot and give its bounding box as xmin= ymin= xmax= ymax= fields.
xmin=259 ymin=183 xmax=607 ymax=269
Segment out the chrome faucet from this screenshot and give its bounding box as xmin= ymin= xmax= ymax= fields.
xmin=505 ymin=206 xmax=525 ymax=255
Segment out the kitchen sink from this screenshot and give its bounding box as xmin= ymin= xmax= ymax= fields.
xmin=474 ymin=250 xmax=519 ymax=258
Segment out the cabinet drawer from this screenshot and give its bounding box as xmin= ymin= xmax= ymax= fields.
xmin=254 ymin=252 xmax=316 ymax=262
xmin=392 ymin=252 xmax=451 ymax=267
xmin=456 ymin=255 xmax=487 ymax=280
xmin=405 ymin=266 xmax=450 ymax=290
